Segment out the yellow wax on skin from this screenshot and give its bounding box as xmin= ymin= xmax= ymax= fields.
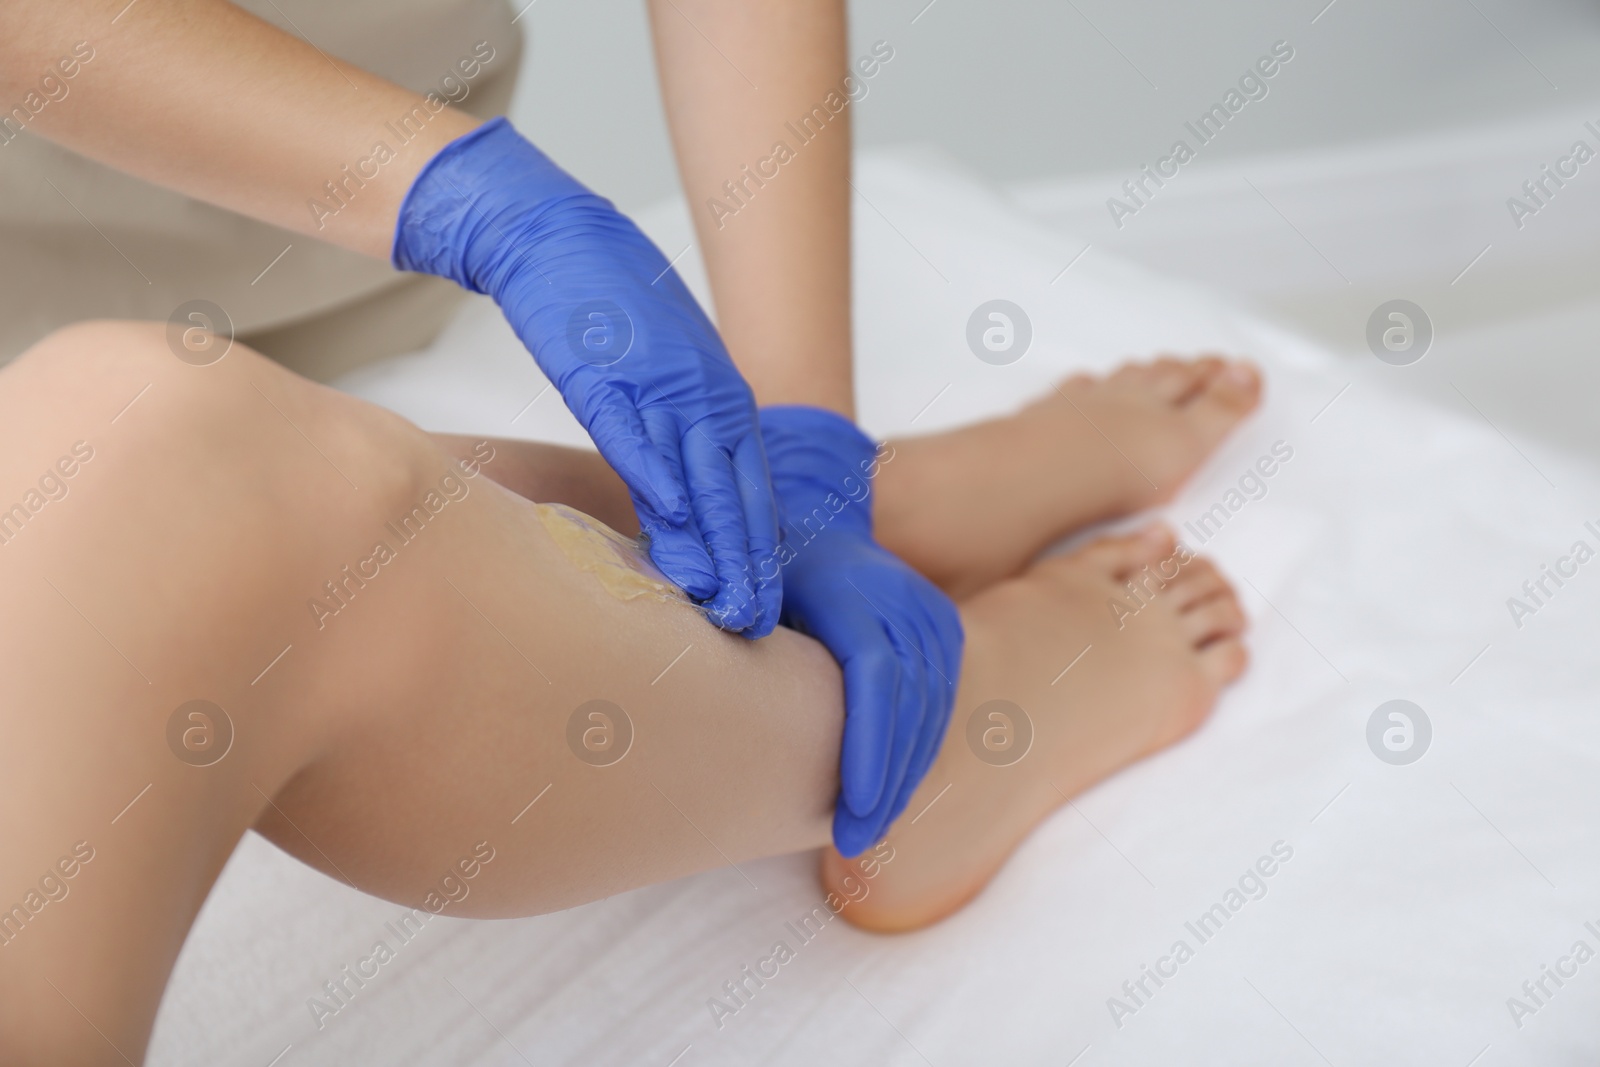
xmin=534 ymin=502 xmax=687 ymax=606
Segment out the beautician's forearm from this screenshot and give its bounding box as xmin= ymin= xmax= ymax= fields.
xmin=3 ymin=0 xmax=479 ymax=258
xmin=648 ymin=0 xmax=854 ymax=416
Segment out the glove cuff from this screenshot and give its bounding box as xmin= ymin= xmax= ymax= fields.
xmin=760 ymin=405 xmax=881 ymax=540
xmin=391 ymin=116 xmax=593 ymax=290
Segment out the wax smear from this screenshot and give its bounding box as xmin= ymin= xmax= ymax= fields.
xmin=535 ymin=502 xmax=687 ymax=606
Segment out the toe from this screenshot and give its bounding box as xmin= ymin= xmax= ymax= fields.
xmin=1142 ymin=356 xmax=1213 ymax=403
xmin=1184 ymin=359 xmax=1261 ymax=438
xmin=1197 ymin=636 xmax=1250 ymax=687
xmin=1071 ymin=522 xmax=1176 ymax=578
xmin=1165 ymin=557 xmax=1229 ymax=609
xmin=1051 ymin=371 xmax=1095 ymax=400
xmin=1035 ymin=523 xmax=1175 ymax=588
xmin=1179 ymin=590 xmax=1247 ymax=646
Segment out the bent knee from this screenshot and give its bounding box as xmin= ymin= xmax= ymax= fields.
xmin=5 ymin=319 xmax=263 ymax=444
xmin=0 ymin=319 xmax=441 ymax=570
xmin=11 ymin=319 xmax=183 ymax=396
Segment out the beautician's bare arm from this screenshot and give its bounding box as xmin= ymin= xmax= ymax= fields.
xmin=648 ymin=0 xmax=855 ymax=416
xmin=2 ymin=0 xmax=479 ymax=259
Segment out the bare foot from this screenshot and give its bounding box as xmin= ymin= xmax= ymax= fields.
xmin=821 ymin=523 xmax=1248 ymax=932
xmin=876 ymin=356 xmax=1261 ymax=598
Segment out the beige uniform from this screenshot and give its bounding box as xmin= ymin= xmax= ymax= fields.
xmin=0 ymin=0 xmax=522 ymax=377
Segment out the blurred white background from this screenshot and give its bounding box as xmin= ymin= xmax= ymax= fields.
xmin=509 ymin=0 xmax=1600 ymax=463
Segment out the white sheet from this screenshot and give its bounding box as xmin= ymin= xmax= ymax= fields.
xmin=149 ymin=150 xmax=1600 ymax=1067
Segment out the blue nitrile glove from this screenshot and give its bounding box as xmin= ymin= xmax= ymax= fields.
xmin=393 ymin=117 xmax=779 ymax=635
xmin=761 ymin=406 xmax=964 ymax=856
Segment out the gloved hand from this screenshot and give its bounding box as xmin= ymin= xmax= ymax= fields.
xmin=393 ymin=117 xmax=779 ymax=635
xmin=761 ymin=406 xmax=964 ymax=856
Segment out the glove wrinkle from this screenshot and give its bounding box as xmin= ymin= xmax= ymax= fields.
xmin=760 ymin=405 xmax=964 ymax=857
xmin=394 ymin=117 xmax=782 ymax=635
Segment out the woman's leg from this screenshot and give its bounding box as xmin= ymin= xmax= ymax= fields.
xmin=430 ymin=434 xmax=633 ymax=531
xmin=0 ymin=323 xmax=1247 ymax=1061
xmin=0 ymin=323 xmax=843 ymax=1063
xmin=435 ymin=432 xmax=1256 ymax=933
xmin=433 ymin=355 xmax=1262 ymax=598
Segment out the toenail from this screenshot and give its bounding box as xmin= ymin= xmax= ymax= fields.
xmin=1224 ymin=362 xmax=1256 ymax=384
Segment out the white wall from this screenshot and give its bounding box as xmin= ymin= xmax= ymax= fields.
xmin=509 ymin=0 xmax=1600 ymax=207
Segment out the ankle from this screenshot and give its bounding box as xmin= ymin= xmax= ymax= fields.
xmin=1013 ymin=394 xmax=1146 ymax=518
xmin=820 ymin=600 xmax=1061 ymax=932
xmin=869 ymin=435 xmax=960 ymax=586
